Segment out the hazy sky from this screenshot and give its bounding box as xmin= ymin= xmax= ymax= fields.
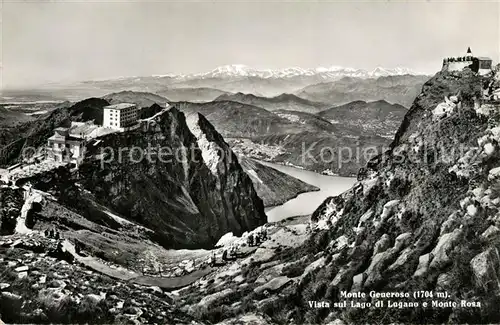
xmin=1 ymin=0 xmax=499 ymax=89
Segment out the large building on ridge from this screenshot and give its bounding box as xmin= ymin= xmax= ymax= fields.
xmin=103 ymin=103 xmax=138 ymax=129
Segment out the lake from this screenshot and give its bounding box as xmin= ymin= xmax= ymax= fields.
xmin=259 ymin=161 xmax=357 ymax=222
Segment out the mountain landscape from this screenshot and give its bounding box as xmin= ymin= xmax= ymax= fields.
xmin=2 ymin=66 xmax=500 ymax=324
xmin=0 ymin=98 xmax=315 ymax=208
xmin=4 ymin=0 xmax=500 ymax=323
xmin=165 ymin=64 xmax=500 ymax=325
xmin=175 ymin=97 xmax=406 ymax=176
xmin=4 ymin=65 xmax=428 ymax=104
xmin=3 ymin=49 xmax=500 ymax=325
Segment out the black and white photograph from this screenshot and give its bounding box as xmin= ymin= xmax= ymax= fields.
xmin=0 ymin=0 xmax=499 ymax=323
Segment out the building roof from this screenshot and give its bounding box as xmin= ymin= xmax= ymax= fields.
xmin=70 ymin=123 xmax=99 ymax=137
xmin=477 ymin=57 xmax=492 ymax=61
xmin=66 ymin=136 xmax=85 ymax=143
xmin=48 ymin=134 xmax=66 ymax=142
xmin=104 ymin=103 xmax=136 ymax=110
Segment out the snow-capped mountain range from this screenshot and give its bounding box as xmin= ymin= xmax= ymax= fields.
xmin=152 ymin=64 xmax=424 ymax=80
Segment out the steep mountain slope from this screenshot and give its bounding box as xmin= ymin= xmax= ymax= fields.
xmin=295 ymin=69 xmax=500 ymax=324
xmin=157 ymin=87 xmax=230 ymax=103
xmin=297 ymin=75 xmax=429 ymax=107
xmin=238 ymin=157 xmax=318 ymax=207
xmin=174 ymin=68 xmax=500 ymax=324
xmin=318 ymin=100 xmax=408 ymax=138
xmin=20 ymin=108 xmax=267 ymax=249
xmin=215 ymin=92 xmax=328 ymax=113
xmin=102 ymin=91 xmax=169 ymax=108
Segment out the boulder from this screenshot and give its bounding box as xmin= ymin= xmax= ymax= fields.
xmin=255 ymin=264 xmax=285 ymax=284
xmin=14 ymin=265 xmax=29 ymax=273
xmin=440 ymin=213 xmax=460 ymax=235
xmin=429 ymin=229 xmax=462 ymax=269
xmin=0 ymin=283 xmax=11 ymax=291
xmin=350 ymin=273 xmax=366 ymax=292
xmin=198 ymin=288 xmax=233 ymax=308
xmin=394 ymin=232 xmax=412 ymax=250
xmin=373 ymin=234 xmax=391 ymax=256
xmin=331 ymin=262 xmax=357 ymax=290
xmin=254 ymin=276 xmax=292 ymax=294
xmin=388 ymin=246 xmax=413 ymax=271
xmin=470 ymin=248 xmax=500 ymax=293
xmin=18 ymin=271 xmax=28 ymax=279
xmin=413 ymin=253 xmax=431 ymax=277
xmin=436 ymin=272 xmax=453 ymax=291
xmin=481 ymin=225 xmax=500 ymax=242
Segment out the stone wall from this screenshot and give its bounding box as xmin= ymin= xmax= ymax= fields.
xmin=445 ymin=60 xmax=473 ymax=72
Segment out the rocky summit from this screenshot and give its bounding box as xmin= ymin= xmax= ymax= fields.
xmin=301 ymin=69 xmax=500 ymax=323
xmin=17 ymin=106 xmax=267 ymax=249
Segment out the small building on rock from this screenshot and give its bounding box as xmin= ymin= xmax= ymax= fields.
xmin=442 ymin=47 xmax=493 ymax=76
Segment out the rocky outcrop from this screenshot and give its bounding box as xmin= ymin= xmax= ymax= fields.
xmin=470 ymin=248 xmax=500 ymax=293
xmin=25 ymin=107 xmax=266 ymax=249
xmin=292 ymin=69 xmax=500 ymax=323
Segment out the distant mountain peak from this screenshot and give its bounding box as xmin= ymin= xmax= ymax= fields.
xmin=156 ymin=65 xmax=426 ymax=81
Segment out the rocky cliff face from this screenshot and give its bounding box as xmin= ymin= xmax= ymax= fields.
xmin=301 ymin=69 xmax=500 ymax=323
xmin=24 ymin=107 xmax=267 ymax=249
